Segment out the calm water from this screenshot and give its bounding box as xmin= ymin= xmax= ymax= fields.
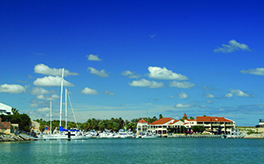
xmin=1 ymin=138 xmax=264 ymax=164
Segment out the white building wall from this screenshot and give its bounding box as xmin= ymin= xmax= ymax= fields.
xmin=0 ymin=102 xmax=13 ymax=115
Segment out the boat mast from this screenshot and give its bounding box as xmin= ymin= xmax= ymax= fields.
xmin=65 ymin=88 xmax=68 ymax=129
xmin=59 ymin=68 xmax=64 ymax=127
xmin=50 ymin=101 xmax=52 ymax=134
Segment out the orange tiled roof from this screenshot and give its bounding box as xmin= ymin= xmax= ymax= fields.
xmin=182 ymin=113 xmax=188 ymax=119
xmin=169 ymin=120 xmax=180 ymax=125
xmin=196 ymin=116 xmax=233 ymax=122
xmin=151 ymin=117 xmax=174 ymax=125
xmin=0 ymin=122 xmax=11 ymax=129
xmin=138 ymin=119 xmax=147 ymax=123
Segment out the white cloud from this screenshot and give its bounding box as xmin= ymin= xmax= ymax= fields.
xmin=30 ymin=87 xmax=51 ymax=95
xmin=121 ymin=70 xmax=133 ymax=76
xmin=225 ymin=93 xmax=233 ymax=97
xmin=121 ymin=70 xmax=140 ymax=78
xmin=225 ymin=89 xmax=249 ymax=97
xmin=34 ymin=64 xmax=78 ymax=77
xmin=214 ymin=39 xmax=250 ymax=53
xmin=204 ymin=93 xmax=215 ymax=98
xmin=148 ymin=66 xmax=188 ymax=80
xmin=129 ymin=78 xmax=164 ymax=88
xmin=104 ymin=91 xmax=115 ymax=95
xmin=240 ymin=68 xmax=264 ymax=76
xmin=174 ymin=103 xmax=192 ymax=108
xmin=88 ymin=67 xmax=109 ymax=77
xmin=36 ymin=94 xmax=60 ymax=101
xmin=178 ymin=92 xmax=189 ymax=99
xmin=0 ymin=84 xmax=26 ymax=94
xmin=80 ymin=87 xmax=99 ymax=95
xmin=206 ymin=100 xmax=213 ymax=104
xmin=169 ymin=81 xmax=195 ymax=88
xmin=87 ymin=54 xmax=102 ymax=61
xmin=33 ymin=76 xmax=74 ymax=87
xmin=36 ymin=107 xmax=50 ymax=113
xmin=30 ymin=104 xmax=39 ymax=108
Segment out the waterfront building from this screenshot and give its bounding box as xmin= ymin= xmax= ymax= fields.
xmin=136 ymin=119 xmax=148 ymax=134
xmin=0 ymin=102 xmax=13 ymax=115
xmin=195 ymin=116 xmax=235 ymax=134
xmin=136 ymin=113 xmax=236 ymax=135
xmin=259 ymin=119 xmax=264 ymax=126
xmin=0 ymin=117 xmax=18 ymax=134
xmin=137 ymin=117 xmax=184 ymax=136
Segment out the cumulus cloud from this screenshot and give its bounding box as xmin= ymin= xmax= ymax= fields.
xmin=214 ymin=39 xmax=250 ymax=53
xmin=148 ymin=66 xmax=188 ymax=80
xmin=240 ymin=68 xmax=264 ymax=76
xmin=0 ymin=84 xmax=26 ymax=94
xmin=36 ymin=107 xmax=50 ymax=113
xmin=30 ymin=103 xmax=39 ymax=108
xmin=174 ymin=103 xmax=192 ymax=108
xmin=206 ymin=100 xmax=213 ymax=104
xmin=30 ymin=87 xmax=51 ymax=95
xmin=129 ymin=78 xmax=164 ymax=88
xmin=225 ymin=89 xmax=249 ymax=97
xmin=36 ymin=94 xmax=60 ymax=101
xmin=121 ymin=70 xmax=140 ymax=78
xmin=204 ymin=93 xmax=215 ymax=98
xmin=169 ymin=81 xmax=195 ymax=88
xmin=80 ymin=87 xmax=99 ymax=95
xmin=33 ymin=76 xmax=74 ymax=87
xmin=88 ymin=67 xmax=109 ymax=77
xmin=178 ymin=92 xmax=189 ymax=99
xmin=104 ymin=91 xmax=115 ymax=95
xmin=34 ymin=64 xmax=78 ymax=77
xmin=86 ymin=54 xmax=102 ymax=61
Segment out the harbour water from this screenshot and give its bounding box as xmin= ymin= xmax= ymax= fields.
xmin=1 ymin=138 xmax=264 ymax=164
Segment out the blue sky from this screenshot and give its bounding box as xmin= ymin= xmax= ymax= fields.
xmin=1 ymin=0 xmax=264 ymax=126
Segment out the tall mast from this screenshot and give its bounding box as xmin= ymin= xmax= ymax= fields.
xmin=50 ymin=101 xmax=52 ymax=134
xmin=65 ymin=88 xmax=68 ymax=129
xmin=59 ymin=68 xmax=64 ymax=127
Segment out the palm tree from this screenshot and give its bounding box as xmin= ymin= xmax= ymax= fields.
xmin=11 ymin=107 xmax=19 ymax=115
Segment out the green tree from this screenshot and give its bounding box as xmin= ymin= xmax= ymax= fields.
xmin=180 ymin=126 xmax=187 ymax=133
xmin=11 ymin=107 xmax=19 ymax=115
xmin=159 ymin=114 xmax=163 ymax=119
xmin=98 ymin=121 xmax=105 ymax=131
xmin=190 ymin=116 xmax=194 ymax=120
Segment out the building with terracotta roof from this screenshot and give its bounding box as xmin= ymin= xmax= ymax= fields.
xmin=137 ymin=117 xmax=184 ymax=136
xmin=195 ymin=116 xmax=235 ymax=134
xmin=136 ymin=114 xmax=236 ymax=135
xmin=136 ymin=119 xmax=148 ymax=134
xmin=0 ymin=117 xmax=18 ymax=134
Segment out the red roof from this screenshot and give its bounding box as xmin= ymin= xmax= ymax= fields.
xmin=169 ymin=120 xmax=180 ymax=125
xmin=196 ymin=116 xmax=233 ymax=122
xmin=182 ymin=113 xmax=188 ymax=119
xmin=151 ymin=117 xmax=174 ymax=125
xmin=0 ymin=122 xmax=11 ymax=129
xmin=138 ymin=119 xmax=147 ymax=123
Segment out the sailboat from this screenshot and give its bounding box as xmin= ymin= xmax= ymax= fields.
xmin=39 ymin=68 xmax=87 ymax=140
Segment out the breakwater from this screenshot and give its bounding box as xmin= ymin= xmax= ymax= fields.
xmin=243 ymin=134 xmax=264 ymax=139
xmin=0 ymin=134 xmax=33 ymax=142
